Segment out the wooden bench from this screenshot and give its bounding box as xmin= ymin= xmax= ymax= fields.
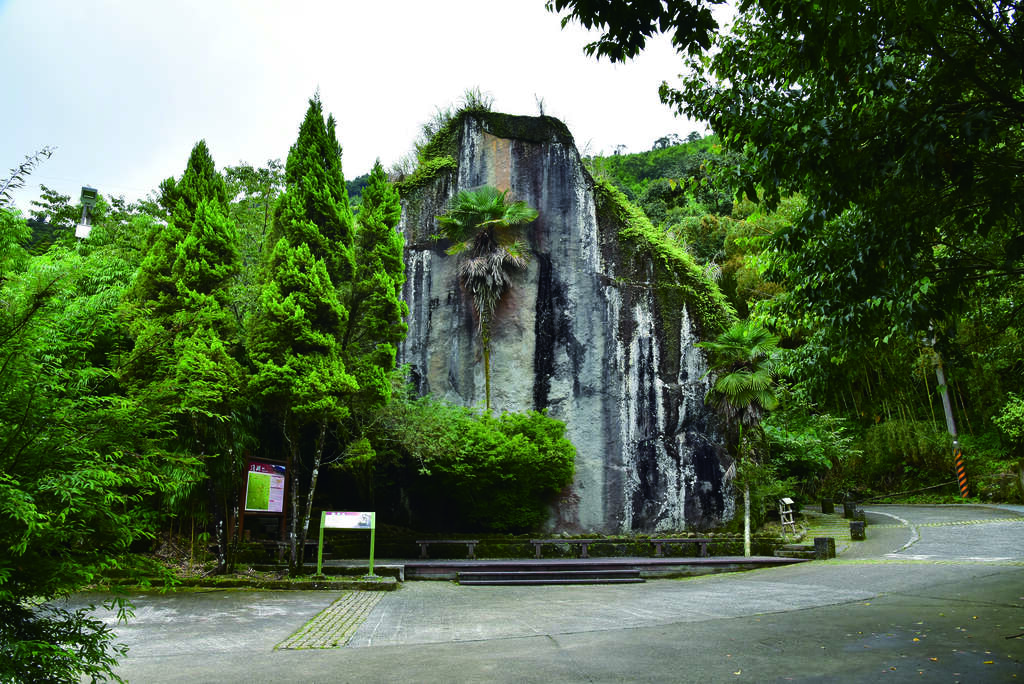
xmin=649 ymin=538 xmax=713 ymax=558
xmin=530 ymin=538 xmax=605 ymax=559
xmin=416 ymin=539 xmax=479 ymax=559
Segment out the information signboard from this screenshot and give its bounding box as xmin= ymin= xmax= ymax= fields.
xmin=323 ymin=511 xmax=374 ymax=529
xmin=244 ymin=461 xmax=286 ymax=513
xmin=317 ymin=511 xmax=376 ymax=577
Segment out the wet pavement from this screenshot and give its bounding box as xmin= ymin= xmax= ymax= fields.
xmin=69 ymin=504 xmax=1024 ymax=682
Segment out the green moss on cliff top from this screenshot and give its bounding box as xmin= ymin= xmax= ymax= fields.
xmin=418 ymin=110 xmax=574 ymax=165
xmin=475 ymin=112 xmax=575 ymax=147
xmin=594 ymin=176 xmax=735 ymax=338
xmin=400 ymin=110 xmax=575 ymax=198
xmin=395 ymin=156 xmax=457 ymax=197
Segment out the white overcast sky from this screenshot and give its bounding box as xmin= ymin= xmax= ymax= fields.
xmin=2 ymin=0 xmax=716 ymax=212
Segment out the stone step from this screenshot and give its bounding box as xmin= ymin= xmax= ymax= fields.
xmin=458 ymin=569 xmax=644 ymax=585
xmin=460 ymin=569 xmax=643 ymax=581
xmin=459 ymin=577 xmax=647 ymax=586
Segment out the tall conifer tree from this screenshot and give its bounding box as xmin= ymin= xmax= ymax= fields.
xmin=122 ymin=140 xmax=244 ymax=572
xmin=344 ymin=161 xmax=408 ymax=419
xmin=248 ymin=96 xmax=357 ymax=573
xmin=249 ymin=101 xmax=408 ymax=574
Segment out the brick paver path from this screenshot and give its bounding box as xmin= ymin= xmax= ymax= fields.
xmin=277 ymin=591 xmax=384 ymax=649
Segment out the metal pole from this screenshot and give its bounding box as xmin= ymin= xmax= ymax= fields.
xmin=367 ymin=513 xmax=376 ymax=578
xmin=316 ymin=511 xmax=326 ymax=577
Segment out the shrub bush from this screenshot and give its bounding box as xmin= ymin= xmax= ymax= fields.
xmin=367 ymin=393 xmax=576 ymax=532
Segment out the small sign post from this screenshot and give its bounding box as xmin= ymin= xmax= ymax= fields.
xmin=317 ymin=511 xmax=376 ymax=578
xmin=779 ymin=497 xmax=797 ymax=536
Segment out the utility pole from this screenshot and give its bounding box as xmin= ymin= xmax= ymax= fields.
xmin=933 ymin=348 xmax=969 ymax=497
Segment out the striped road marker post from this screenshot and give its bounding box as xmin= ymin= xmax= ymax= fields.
xmin=953 ymin=442 xmax=969 ymax=498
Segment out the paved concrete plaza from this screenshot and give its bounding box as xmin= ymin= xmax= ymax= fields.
xmin=72 ymin=505 xmax=1024 ymax=682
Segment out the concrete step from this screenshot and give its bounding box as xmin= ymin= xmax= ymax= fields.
xmin=461 ymin=569 xmax=642 ymax=580
xmin=459 ymin=577 xmax=647 ymax=586
xmin=458 ymin=569 xmax=644 ymax=585
xmin=774 ymin=545 xmax=816 ymax=560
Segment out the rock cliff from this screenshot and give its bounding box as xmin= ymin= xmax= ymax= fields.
xmin=397 ymin=111 xmax=735 ymax=533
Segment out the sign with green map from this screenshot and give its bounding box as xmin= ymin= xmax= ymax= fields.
xmin=244 ymin=461 xmax=285 ymax=513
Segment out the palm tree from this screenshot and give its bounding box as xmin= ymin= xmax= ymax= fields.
xmin=436 ymin=186 xmax=538 ymax=412
xmin=697 ymin=320 xmax=781 ymax=556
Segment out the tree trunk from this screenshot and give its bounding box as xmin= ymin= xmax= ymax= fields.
xmin=481 ymin=313 xmax=491 ymax=413
xmin=288 ymin=465 xmax=300 ymax=574
xmin=191 ymin=417 xmax=227 ymax=576
xmin=224 ymin=491 xmax=237 ymax=574
xmin=1017 ymin=459 xmax=1024 ymax=501
xmin=744 ymin=485 xmax=751 ymax=558
xmin=228 ymin=485 xmax=242 ymax=574
xmin=283 ymin=417 xmax=300 ymax=575
xmin=213 ymin=492 xmax=226 ymax=574
xmin=295 ymin=422 xmax=328 ymax=577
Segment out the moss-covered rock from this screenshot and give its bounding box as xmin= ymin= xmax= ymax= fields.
xmin=594 ymin=176 xmax=735 ymax=338
xmin=395 ymin=156 xmax=457 ymax=198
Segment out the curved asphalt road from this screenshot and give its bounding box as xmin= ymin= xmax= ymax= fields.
xmin=73 ymin=504 xmax=1024 ymax=682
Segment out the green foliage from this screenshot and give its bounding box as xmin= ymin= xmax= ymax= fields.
xmin=373 ymin=392 xmax=575 ymax=532
xmin=719 ymin=195 xmax=802 ymax=317
xmin=249 ymin=237 xmax=354 ymax=418
xmin=731 ymin=458 xmax=793 ymax=532
xmin=414 ymin=87 xmax=494 ymax=163
xmin=1 ymin=209 xmax=182 ymax=681
xmin=698 ymin=321 xmax=781 ymax=449
xmin=697 ymin=320 xmax=781 ymax=551
xmin=224 ymin=159 xmax=285 ymax=325
xmin=597 ymin=177 xmax=734 ymax=338
xmin=345 ymin=161 xmax=408 ymax=413
xmin=545 ymin=0 xmax=720 ymax=60
xmin=763 ymin=389 xmax=859 ymax=498
xmin=121 ymin=141 xmax=244 ymax=574
xmin=24 ymin=185 xmax=84 ymax=255
xmin=436 ymin=186 xmax=538 ymax=412
xmin=248 ymin=99 xmax=369 ymax=424
xmin=994 ymin=394 xmax=1024 ymax=445
xmin=958 ymin=431 xmax=1023 ymax=503
xmin=159 ymin=140 xmax=229 ymax=226
xmin=1 ymin=602 xmax=127 ymax=684
xmin=1 ymin=146 xmax=54 ymax=208
xmin=586 ymin=136 xmax=725 ymax=206
xmin=0 ymin=207 xmax=30 ymax=276
xmin=855 ymin=420 xmax=950 ymax=492
xmin=669 ymin=0 xmax=1024 ymax=343
xmin=249 ymin=96 xmax=357 ymax=417
xmin=272 ymin=103 xmax=355 ymax=286
xmin=225 ymin=160 xmax=284 ymax=231
xmin=700 ymin=317 xmax=778 ymax=548
xmin=589 ymin=140 xmax=801 ymax=318
xmin=128 ymin=157 xmax=242 ymax=411
xmin=346 ymin=171 xmax=371 ymax=206
xmin=394 ymin=156 xmax=457 ymax=196
xmin=29 ymin=184 xmax=81 ymax=227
